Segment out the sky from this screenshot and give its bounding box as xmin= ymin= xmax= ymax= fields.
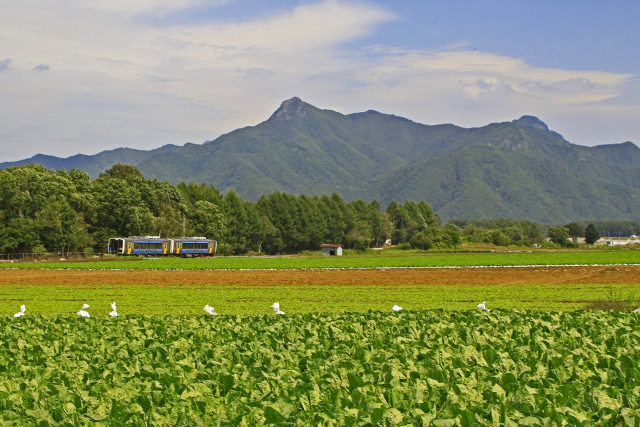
xmin=1 ymin=0 xmax=639 ymax=161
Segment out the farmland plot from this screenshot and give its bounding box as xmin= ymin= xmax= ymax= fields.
xmin=0 ymin=266 xmax=640 ymax=316
xmin=1 ymin=249 xmax=639 ymax=270
xmin=1 ymin=265 xmax=640 ymax=314
xmin=2 ymin=311 xmax=639 ymax=424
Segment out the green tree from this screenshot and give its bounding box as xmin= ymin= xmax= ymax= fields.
xmin=223 ymin=189 xmax=252 ymax=254
xmin=344 ymin=199 xmax=374 ymax=249
xmin=547 ymin=225 xmax=571 ymax=246
xmin=387 ymin=201 xmax=418 ymax=244
xmin=483 ymin=229 xmax=509 ymax=246
xmin=518 ymin=220 xmax=542 ymax=244
xmin=177 ymin=182 xmax=223 ymax=208
xmin=257 ymin=215 xmax=277 ymax=254
xmin=369 ymin=201 xmax=392 ymax=247
xmin=0 ymin=218 xmax=40 ymax=253
xmin=438 ymin=223 xmax=462 ymax=248
xmin=461 ymin=225 xmax=486 ymax=243
xmin=584 ymin=223 xmax=600 ymax=244
xmin=322 ymin=193 xmax=348 ymax=244
xmin=242 ymin=203 xmax=266 ymax=253
xmin=564 ymin=222 xmax=584 ymax=241
xmin=154 ymin=205 xmax=184 ymax=238
xmin=410 ymin=231 xmax=433 ymax=250
xmin=188 ymin=200 xmax=225 ymax=240
xmin=67 ymin=213 xmax=93 ymax=252
xmin=299 ymin=195 xmax=325 ymax=249
xmin=35 ymin=196 xmax=76 ymax=252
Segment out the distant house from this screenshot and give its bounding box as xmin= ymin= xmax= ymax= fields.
xmin=320 ymin=244 xmax=342 ymax=256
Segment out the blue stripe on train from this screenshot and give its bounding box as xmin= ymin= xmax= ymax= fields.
xmin=133 ymin=249 xmax=164 ymax=254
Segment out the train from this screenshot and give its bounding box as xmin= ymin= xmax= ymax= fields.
xmin=107 ymin=236 xmax=217 ymax=256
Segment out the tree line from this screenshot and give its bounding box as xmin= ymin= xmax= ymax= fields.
xmin=0 ymin=164 xmax=462 ymax=255
xmin=452 ymin=219 xmax=604 ymax=247
xmin=1 ymin=164 xmax=616 ymax=255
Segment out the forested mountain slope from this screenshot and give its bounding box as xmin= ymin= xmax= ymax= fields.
xmin=0 ymin=145 xmax=180 ymax=179
xmin=2 ymin=97 xmax=639 ymax=222
xmin=360 ymin=117 xmax=640 ymax=222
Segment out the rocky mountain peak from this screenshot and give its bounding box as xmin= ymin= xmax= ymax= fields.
xmin=268 ymin=97 xmax=311 ymax=121
xmin=513 ymin=115 xmax=549 ymax=131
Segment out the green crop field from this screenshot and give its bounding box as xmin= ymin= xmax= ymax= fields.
xmin=2 ymin=249 xmax=639 ymax=423
xmin=1 ymin=283 xmax=640 ymax=316
xmin=2 ymin=311 xmax=638 ymax=425
xmin=1 ymin=249 xmax=639 ymax=270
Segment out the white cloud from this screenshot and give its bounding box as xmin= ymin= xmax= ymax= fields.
xmin=350 ymin=50 xmax=631 ymax=105
xmin=74 ymin=0 xmax=215 ymax=15
xmin=0 ymin=0 xmax=395 ymax=159
xmin=326 ymin=49 xmax=637 ymax=143
xmin=0 ymin=0 xmax=638 ymax=162
xmin=185 ymin=0 xmax=394 ymax=52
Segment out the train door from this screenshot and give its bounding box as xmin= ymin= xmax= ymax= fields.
xmin=127 ymin=241 xmax=133 ymax=255
xmin=208 ymin=242 xmax=214 ymax=254
xmin=162 ymin=241 xmax=168 ymax=255
xmin=176 ymin=241 xmax=182 ymax=255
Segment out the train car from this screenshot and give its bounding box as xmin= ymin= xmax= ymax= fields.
xmin=108 ymin=236 xmax=217 ymax=256
xmin=172 ymin=237 xmax=217 ymax=257
xmin=107 ymin=236 xmax=171 ymax=256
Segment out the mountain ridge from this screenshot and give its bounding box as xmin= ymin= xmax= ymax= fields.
xmin=1 ymin=97 xmax=638 ymax=222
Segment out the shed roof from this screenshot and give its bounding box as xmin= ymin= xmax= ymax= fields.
xmin=320 ymin=244 xmax=342 ymax=248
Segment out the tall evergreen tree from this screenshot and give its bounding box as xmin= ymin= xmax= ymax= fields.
xmin=223 ymin=189 xmax=251 ymax=254
xmin=584 ymin=224 xmax=600 ymax=244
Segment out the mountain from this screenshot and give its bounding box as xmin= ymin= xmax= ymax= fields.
xmin=2 ymin=97 xmax=639 ymax=223
xmin=0 ymin=145 xmax=180 ymax=178
xmin=134 ymin=97 xmax=473 ymax=200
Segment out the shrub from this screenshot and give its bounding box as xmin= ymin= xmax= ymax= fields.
xmin=409 ymin=231 xmax=433 ymax=250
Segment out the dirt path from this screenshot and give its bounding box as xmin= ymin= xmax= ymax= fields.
xmin=0 ymin=265 xmax=638 ymax=286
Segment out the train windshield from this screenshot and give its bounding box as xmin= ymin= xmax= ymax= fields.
xmin=108 ymin=238 xmax=124 ymax=254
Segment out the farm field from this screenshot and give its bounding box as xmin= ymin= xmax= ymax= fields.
xmin=2 ymin=252 xmax=640 ymax=424
xmin=1 ymin=249 xmax=639 ymax=270
xmin=1 ymin=265 xmax=639 ymax=314
xmin=2 ymin=311 xmax=638 ymax=425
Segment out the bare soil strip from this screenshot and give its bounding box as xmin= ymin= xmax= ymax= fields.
xmin=0 ymin=265 xmax=638 ymax=286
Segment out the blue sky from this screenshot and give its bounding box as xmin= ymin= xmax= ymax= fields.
xmin=0 ymin=0 xmax=638 ymax=161
xmin=361 ymin=1 xmax=640 ymax=73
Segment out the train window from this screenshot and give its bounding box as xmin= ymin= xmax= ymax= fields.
xmin=182 ymin=242 xmax=208 ymax=250
xmin=135 ymin=242 xmax=163 ymax=250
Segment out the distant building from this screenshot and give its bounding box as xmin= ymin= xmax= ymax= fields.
xmin=320 ymin=244 xmax=342 ymax=256
xmin=595 ymin=238 xmax=640 ymax=246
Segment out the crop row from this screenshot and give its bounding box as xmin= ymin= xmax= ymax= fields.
xmin=2 ymin=250 xmax=639 ymax=270
xmin=1 ymin=311 xmax=638 ymax=424
xmin=2 ymin=283 xmax=640 ymax=315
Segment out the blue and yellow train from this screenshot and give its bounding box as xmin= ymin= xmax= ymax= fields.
xmin=107 ymin=236 xmax=217 ymax=256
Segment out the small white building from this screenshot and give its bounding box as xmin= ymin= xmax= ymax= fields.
xmin=320 ymin=244 xmax=342 ymax=256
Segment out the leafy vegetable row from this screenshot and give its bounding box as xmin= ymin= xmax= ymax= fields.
xmin=1 ymin=311 xmax=638 ymax=424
